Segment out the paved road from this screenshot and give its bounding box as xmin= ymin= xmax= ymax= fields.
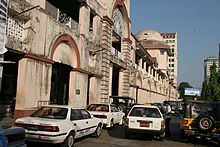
xmin=74 ymin=116 xmax=191 ymax=147
xmin=18 ymin=115 xmax=218 ymax=147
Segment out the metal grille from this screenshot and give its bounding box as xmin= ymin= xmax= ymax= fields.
xmin=58 ymin=10 xmax=70 ymax=25
xmin=6 ymin=14 xmax=24 ymax=41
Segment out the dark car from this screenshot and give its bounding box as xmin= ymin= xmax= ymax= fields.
xmin=0 ymin=125 xmax=26 ymax=147
xmin=180 ymin=100 xmax=219 ymax=142
xmin=211 ymin=102 xmax=220 ymax=143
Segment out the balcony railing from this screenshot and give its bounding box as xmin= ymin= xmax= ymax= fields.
xmin=111 ymin=47 xmax=122 ymax=60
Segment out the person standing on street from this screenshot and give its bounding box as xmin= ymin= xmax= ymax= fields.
xmin=163 ymin=101 xmax=172 ymax=137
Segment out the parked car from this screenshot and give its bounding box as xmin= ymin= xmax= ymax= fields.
xmin=0 ymin=125 xmax=26 ymax=147
xmin=124 ymin=105 xmax=165 ymax=141
xmin=180 ymin=100 xmax=215 ymax=141
xmin=14 ymin=105 xmax=103 ymax=147
xmin=87 ymin=103 xmax=125 ymax=128
xmin=211 ymin=102 xmax=220 ymax=143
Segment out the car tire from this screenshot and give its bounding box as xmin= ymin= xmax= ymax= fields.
xmin=93 ymin=124 xmax=102 ymax=138
xmin=196 ymin=114 xmax=215 ymax=132
xmin=61 ymin=132 xmax=75 ymax=147
xmin=124 ymin=129 xmax=130 ymax=139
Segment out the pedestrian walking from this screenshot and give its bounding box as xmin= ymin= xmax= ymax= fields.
xmin=162 ymin=101 xmax=172 ymax=137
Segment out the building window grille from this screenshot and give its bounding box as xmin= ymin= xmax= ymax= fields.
xmin=58 ymin=10 xmax=71 ymax=25
xmin=57 ymin=10 xmax=79 ymax=34
xmin=6 ymin=14 xmax=24 ymax=41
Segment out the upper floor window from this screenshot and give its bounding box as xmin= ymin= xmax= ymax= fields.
xmin=89 ymin=11 xmax=95 ymax=32
xmin=46 ymin=0 xmax=80 ymax=22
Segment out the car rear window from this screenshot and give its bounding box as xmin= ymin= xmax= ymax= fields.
xmin=129 ymin=107 xmax=161 ymax=118
xmin=30 ymin=107 xmax=68 ymax=119
xmin=87 ymin=104 xmax=109 ymax=112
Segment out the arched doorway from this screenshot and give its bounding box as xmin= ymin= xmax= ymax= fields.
xmin=50 ymin=34 xmax=80 ymax=105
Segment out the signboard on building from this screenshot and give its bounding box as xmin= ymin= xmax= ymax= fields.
xmin=184 ymin=88 xmax=201 ymax=96
xmin=0 ymin=0 xmax=8 ymax=54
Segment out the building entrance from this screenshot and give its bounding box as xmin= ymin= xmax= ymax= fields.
xmin=50 ymin=62 xmax=72 ymax=105
xmin=111 ymin=65 xmax=120 ymax=96
xmin=0 ymin=52 xmax=20 ymax=114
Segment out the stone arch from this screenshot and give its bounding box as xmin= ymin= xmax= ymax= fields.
xmin=112 ymin=0 xmax=131 ymax=39
xmin=50 ymin=34 xmax=80 ymax=68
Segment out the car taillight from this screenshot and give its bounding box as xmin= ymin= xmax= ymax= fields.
xmin=183 ymin=126 xmax=190 ymax=129
xmin=6 ymin=133 xmax=25 ymax=143
xmin=40 ymin=125 xmax=59 ymax=132
xmin=161 ymin=120 xmax=165 ymax=129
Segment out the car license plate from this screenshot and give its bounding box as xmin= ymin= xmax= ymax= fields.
xmin=140 ymin=121 xmax=149 ymax=127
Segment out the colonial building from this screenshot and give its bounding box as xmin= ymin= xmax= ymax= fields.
xmin=0 ymin=0 xmax=178 ymax=119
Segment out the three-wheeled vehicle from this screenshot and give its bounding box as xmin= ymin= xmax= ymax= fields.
xmin=180 ymin=100 xmax=220 ymax=143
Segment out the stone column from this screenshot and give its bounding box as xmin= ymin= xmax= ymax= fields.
xmin=108 ymin=63 xmax=113 ymax=97
xmin=121 ymin=38 xmax=132 ymax=96
xmin=100 ymin=16 xmax=112 ymax=103
xmin=79 ymin=4 xmax=90 ymax=35
xmin=69 ymin=70 xmax=88 ymax=107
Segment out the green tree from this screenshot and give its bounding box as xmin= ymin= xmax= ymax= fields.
xmin=178 ymin=82 xmax=192 ymax=100
xmin=209 ymin=62 xmax=220 ymax=101
xmin=202 ymin=62 xmax=220 ymax=101
xmin=200 ymin=80 xmax=211 ymax=101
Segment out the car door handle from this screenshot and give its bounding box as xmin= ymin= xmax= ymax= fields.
xmin=86 ymin=121 xmax=88 ymax=124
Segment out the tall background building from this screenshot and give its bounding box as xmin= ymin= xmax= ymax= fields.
xmin=161 ymin=33 xmax=178 ymax=86
xmin=204 ymin=56 xmax=219 ymax=81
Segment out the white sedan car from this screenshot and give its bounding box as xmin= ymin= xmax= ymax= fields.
xmin=14 ymin=105 xmax=103 ymax=147
xmin=87 ymin=103 xmax=125 ymax=128
xmin=124 ymin=105 xmax=165 ymax=141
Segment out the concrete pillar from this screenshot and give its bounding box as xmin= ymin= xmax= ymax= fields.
xmin=69 ymin=71 xmax=88 ymax=107
xmin=15 ymin=58 xmax=52 ymax=118
xmin=108 ymin=63 xmax=113 ymax=97
xmin=79 ymin=5 xmax=90 ymax=35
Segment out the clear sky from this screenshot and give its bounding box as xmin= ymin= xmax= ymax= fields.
xmin=130 ymin=0 xmax=220 ymax=88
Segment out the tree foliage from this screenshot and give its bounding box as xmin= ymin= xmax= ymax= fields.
xmin=201 ymin=62 xmax=220 ymax=101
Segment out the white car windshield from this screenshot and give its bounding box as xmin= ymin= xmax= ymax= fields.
xmin=30 ymin=107 xmax=68 ymax=119
xmin=129 ymin=107 xmax=161 ymax=118
xmin=87 ymin=104 xmax=109 ymax=112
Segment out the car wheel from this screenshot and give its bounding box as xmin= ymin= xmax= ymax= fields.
xmin=196 ymin=114 xmax=215 ymax=132
xmin=62 ymin=132 xmax=75 ymax=147
xmin=93 ymin=124 xmax=102 ymax=138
